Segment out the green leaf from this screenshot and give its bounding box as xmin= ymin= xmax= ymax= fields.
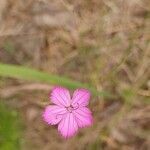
xmin=0 ymin=63 xmax=113 ymax=98
xmin=0 ymin=102 xmax=22 ymax=150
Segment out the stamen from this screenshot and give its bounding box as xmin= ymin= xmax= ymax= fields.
xmin=65 ymin=103 xmax=79 ymax=113
xmin=66 ymin=105 xmax=74 ymax=113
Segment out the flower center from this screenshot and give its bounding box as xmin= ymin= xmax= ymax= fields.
xmin=66 ymin=105 xmax=74 ymax=113
xmin=66 ymin=103 xmax=79 ymax=113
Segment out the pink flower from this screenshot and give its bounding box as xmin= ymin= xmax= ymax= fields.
xmin=43 ymin=86 xmax=93 ymax=138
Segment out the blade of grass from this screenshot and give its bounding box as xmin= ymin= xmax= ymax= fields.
xmin=0 ymin=63 xmax=113 ymax=98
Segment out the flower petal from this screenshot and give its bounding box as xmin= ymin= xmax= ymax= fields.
xmin=50 ymin=86 xmax=71 ymax=107
xmin=43 ymin=105 xmax=67 ymax=125
xmin=72 ymin=89 xmax=90 ymax=107
xmin=58 ymin=113 xmax=78 ymax=138
xmin=73 ymin=107 xmax=93 ymax=128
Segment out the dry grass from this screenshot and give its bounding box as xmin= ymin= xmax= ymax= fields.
xmin=0 ymin=0 xmax=150 ymax=149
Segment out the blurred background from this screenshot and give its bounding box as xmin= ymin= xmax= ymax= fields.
xmin=0 ymin=0 xmax=150 ymax=150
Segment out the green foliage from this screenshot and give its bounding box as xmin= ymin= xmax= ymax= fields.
xmin=0 ymin=102 xmax=22 ymax=150
xmin=0 ymin=63 xmax=112 ymax=98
